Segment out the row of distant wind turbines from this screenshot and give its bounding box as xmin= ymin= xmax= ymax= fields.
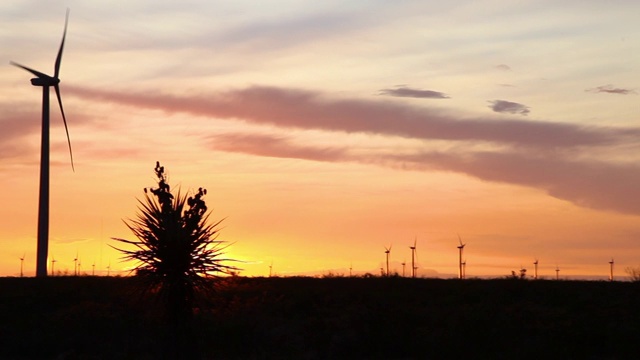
xmin=18 ymin=253 xmax=112 ymax=277
xmin=381 ymin=236 xmax=617 ymax=281
xmin=380 ymin=236 xmax=466 ymax=279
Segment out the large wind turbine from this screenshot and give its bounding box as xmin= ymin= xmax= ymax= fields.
xmin=11 ymin=9 xmax=74 ymax=278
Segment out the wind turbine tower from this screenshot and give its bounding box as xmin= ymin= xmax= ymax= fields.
xmin=609 ymin=258 xmax=614 ymax=282
xmin=410 ymin=238 xmax=417 ymax=278
xmin=461 ymin=260 xmax=467 ymax=279
xmin=457 ymin=235 xmax=466 ymax=279
xmin=533 ymin=259 xmax=539 ymax=280
xmin=555 ymin=265 xmax=560 ymax=280
xmin=11 ymin=10 xmax=75 ymax=277
xmin=19 ymin=253 xmax=25 ymax=277
xmin=384 ymin=245 xmax=392 ymax=276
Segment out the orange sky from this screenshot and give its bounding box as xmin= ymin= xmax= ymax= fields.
xmin=1 ymin=1 xmax=640 ymax=279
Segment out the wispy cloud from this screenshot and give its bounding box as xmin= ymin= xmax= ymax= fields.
xmin=379 ymin=86 xmax=450 ymax=99
xmin=65 ymin=85 xmax=637 ymax=150
xmin=586 ymin=85 xmax=636 ymax=95
xmin=391 ymin=150 xmax=640 ymax=215
xmin=208 ymin=134 xmax=640 ymax=216
xmin=495 ymin=64 xmax=511 ymax=71
xmin=209 ymin=133 xmax=348 ymax=162
xmin=62 ymin=84 xmax=640 ymax=214
xmin=489 ymin=100 xmax=530 ymax=116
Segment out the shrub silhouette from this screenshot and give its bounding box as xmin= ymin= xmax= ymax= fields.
xmin=112 ymin=161 xmax=238 ymax=358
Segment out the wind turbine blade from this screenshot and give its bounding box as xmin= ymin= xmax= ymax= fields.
xmin=10 ymin=61 xmax=50 ymax=79
xmin=54 ymin=85 xmax=74 ymax=171
xmin=54 ymin=9 xmax=69 ymax=79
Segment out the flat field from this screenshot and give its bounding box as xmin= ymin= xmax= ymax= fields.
xmin=0 ymin=276 xmax=638 ymax=359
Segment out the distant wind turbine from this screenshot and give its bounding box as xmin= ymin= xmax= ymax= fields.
xmin=533 ymin=258 xmax=539 ymax=280
xmin=349 ymin=262 xmax=353 ymax=277
xmin=10 ymin=9 xmax=75 ymax=278
xmin=20 ymin=253 xmax=27 ymax=277
xmin=555 ymin=265 xmax=560 ymax=280
xmin=410 ymin=238 xmax=418 ymax=278
xmin=609 ymin=258 xmax=614 ymax=282
xmin=401 ymin=260 xmax=406 ymax=277
xmin=51 ymin=257 xmax=57 ymax=276
xmin=73 ymin=252 xmax=78 ymax=276
xmin=457 ymin=234 xmax=466 ymax=279
xmin=106 ymin=262 xmax=111 ymax=277
xmin=462 ymin=260 xmax=467 ymax=279
xmin=92 ymin=262 xmax=96 ymax=276
xmin=19 ymin=253 xmax=25 ymax=277
xmin=269 ymin=261 xmax=273 ymax=277
xmin=384 ymin=245 xmax=392 ymax=276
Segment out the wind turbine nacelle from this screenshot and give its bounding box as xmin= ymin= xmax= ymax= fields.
xmin=30 ymin=76 xmax=58 ymax=86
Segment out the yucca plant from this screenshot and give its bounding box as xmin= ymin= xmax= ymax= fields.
xmin=112 ymin=162 xmax=238 ymax=358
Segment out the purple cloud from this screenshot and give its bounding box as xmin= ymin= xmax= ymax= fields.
xmin=65 ymin=84 xmax=639 ymax=150
xmin=207 ymin=134 xmax=640 ymax=216
xmin=586 ymin=85 xmax=636 ymax=95
xmin=379 ymin=86 xmax=450 ymax=99
xmin=489 ymin=100 xmax=530 ymax=116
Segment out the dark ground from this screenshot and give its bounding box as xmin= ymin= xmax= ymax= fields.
xmin=0 ymin=276 xmax=638 ymax=359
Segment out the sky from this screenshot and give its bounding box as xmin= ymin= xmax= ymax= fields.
xmin=1 ymin=0 xmax=639 ymax=279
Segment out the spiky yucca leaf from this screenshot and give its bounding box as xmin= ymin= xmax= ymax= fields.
xmin=111 ymin=163 xmax=239 ymax=311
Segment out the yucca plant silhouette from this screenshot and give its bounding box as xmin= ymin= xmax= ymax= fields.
xmin=112 ymin=161 xmax=238 ymax=358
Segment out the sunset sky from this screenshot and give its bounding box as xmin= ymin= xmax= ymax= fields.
xmin=1 ymin=1 xmax=639 ymax=278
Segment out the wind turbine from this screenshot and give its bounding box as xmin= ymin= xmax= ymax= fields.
xmin=51 ymin=257 xmax=57 ymax=276
xmin=349 ymin=262 xmax=353 ymax=277
xmin=533 ymin=258 xmax=539 ymax=280
xmin=19 ymin=253 xmax=25 ymax=277
xmin=384 ymin=245 xmax=392 ymax=276
xmin=269 ymin=261 xmax=273 ymax=277
xmin=410 ymin=238 xmax=417 ymax=278
xmin=92 ymin=262 xmax=96 ymax=276
xmin=555 ymin=265 xmax=560 ymax=280
xmin=609 ymin=258 xmax=614 ymax=282
xmin=457 ymin=234 xmax=466 ymax=279
xmin=461 ymin=260 xmax=467 ymax=279
xmin=11 ymin=9 xmax=75 ymax=278
xmin=106 ymin=262 xmax=111 ymax=277
xmin=401 ymin=260 xmax=406 ymax=277
xmin=73 ymin=252 xmax=78 ymax=276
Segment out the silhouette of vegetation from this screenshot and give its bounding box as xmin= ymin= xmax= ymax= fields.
xmin=112 ymin=161 xmax=238 ymax=358
xmin=625 ymin=266 xmax=640 ymax=282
